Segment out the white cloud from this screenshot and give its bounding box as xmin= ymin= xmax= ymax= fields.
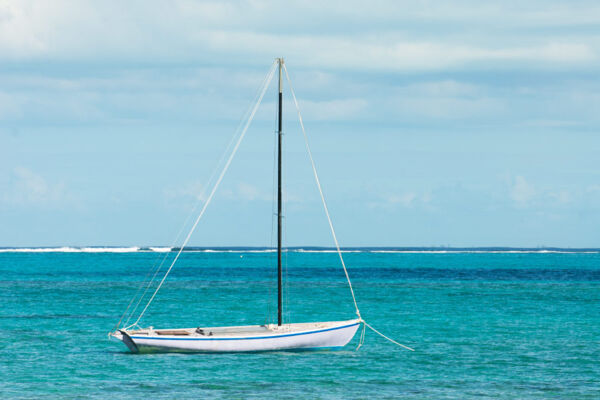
xmin=403 ymin=80 xmax=482 ymax=97
xmin=368 ymin=191 xmax=430 ymax=209
xmin=235 ymin=182 xmax=272 ymax=202
xmin=296 ymin=98 xmax=367 ymax=120
xmin=549 ymin=190 xmax=571 ymax=204
xmin=509 ymin=175 xmax=535 ymax=206
xmin=395 ymin=94 xmax=503 ymax=119
xmin=2 ymin=167 xmax=75 ymax=207
xmin=167 ymin=180 xmax=274 ymax=205
xmin=522 ymin=119 xmax=583 ymax=128
xmin=0 ymin=1 xmax=597 ymax=70
xmin=587 ymin=184 xmax=600 ymax=193
xmin=164 ymin=180 xmax=207 ymax=203
xmin=387 ymin=192 xmax=417 ymax=207
xmin=0 ymin=91 xmax=22 ymax=119
xmin=188 ymin=32 xmax=597 ymax=70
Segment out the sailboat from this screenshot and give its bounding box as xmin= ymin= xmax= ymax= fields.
xmin=110 ymin=59 xmax=411 ymax=353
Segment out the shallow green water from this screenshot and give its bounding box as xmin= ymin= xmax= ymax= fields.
xmin=1 ymin=251 xmax=599 ymax=398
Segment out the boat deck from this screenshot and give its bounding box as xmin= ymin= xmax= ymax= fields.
xmin=124 ymin=320 xmax=358 ymax=339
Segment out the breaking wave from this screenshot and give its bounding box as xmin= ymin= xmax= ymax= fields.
xmin=0 ymin=247 xmax=141 ymax=253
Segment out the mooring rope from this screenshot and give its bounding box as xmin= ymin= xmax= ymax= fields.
xmin=362 ymin=320 xmax=415 ymax=351
xmin=356 ymin=322 xmax=367 ymax=350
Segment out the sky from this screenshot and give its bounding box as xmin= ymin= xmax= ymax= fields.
xmin=1 ymin=0 xmax=599 ymax=247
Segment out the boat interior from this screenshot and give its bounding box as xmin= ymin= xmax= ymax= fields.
xmin=123 ymin=320 xmax=356 ymax=338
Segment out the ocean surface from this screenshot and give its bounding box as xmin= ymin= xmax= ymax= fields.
xmin=1 ymin=248 xmax=599 ymax=399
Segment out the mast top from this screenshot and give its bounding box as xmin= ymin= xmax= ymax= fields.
xmin=277 ymin=58 xmax=283 ymax=94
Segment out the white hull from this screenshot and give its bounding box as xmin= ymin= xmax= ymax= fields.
xmin=112 ymin=319 xmax=360 ymax=353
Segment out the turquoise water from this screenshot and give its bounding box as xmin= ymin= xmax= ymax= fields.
xmin=1 ymin=250 xmax=599 ymax=399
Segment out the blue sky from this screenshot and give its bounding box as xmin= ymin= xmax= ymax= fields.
xmin=1 ymin=0 xmax=599 ymax=247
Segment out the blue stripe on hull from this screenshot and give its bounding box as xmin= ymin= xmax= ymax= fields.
xmin=133 ymin=345 xmax=345 ymax=354
xmin=131 ymin=322 xmax=360 ymax=341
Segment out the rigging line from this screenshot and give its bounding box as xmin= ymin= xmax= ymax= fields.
xmin=282 ymin=64 xmax=361 ymax=319
xmin=114 ymin=247 xmax=176 ymax=331
xmin=132 ymin=61 xmax=278 ymax=326
xmin=123 ymin=210 xmax=197 ymax=328
xmin=265 ymin=92 xmax=279 ymax=326
xmin=127 ymin=63 xmax=275 ymax=328
xmin=116 ymin=255 xmax=170 ymax=330
xmin=112 ymin=270 xmax=152 ymax=332
xmin=356 ymin=322 xmax=366 ymax=350
xmin=123 ymin=178 xmax=206 ymax=329
xmin=283 ymin=196 xmax=288 ymax=326
xmin=362 ymin=320 xmax=415 ymax=351
xmin=270 ymin=88 xmax=281 ymax=324
xmin=119 ymin=66 xmax=272 ymax=331
xmin=284 ymin=64 xmax=412 ymax=351
xmin=283 ymin=157 xmax=290 ymax=326
xmin=122 ymin=187 xmax=210 ymax=329
xmin=124 ymin=211 xmax=202 ymax=328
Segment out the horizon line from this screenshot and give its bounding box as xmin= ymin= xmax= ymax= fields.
xmin=1 ymin=245 xmax=599 ymax=253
